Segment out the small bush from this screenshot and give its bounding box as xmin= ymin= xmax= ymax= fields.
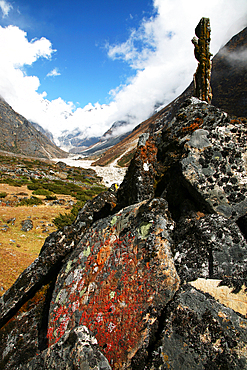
xmin=33 ymin=188 xmax=51 ymax=196
xmin=19 ymin=196 xmax=43 ymax=206
xmin=53 ymin=200 xmax=86 ymax=229
xmin=27 ymin=183 xmax=41 ymax=191
xmin=1 ymin=178 xmax=22 ymax=187
xmin=0 ymin=192 xmax=7 ymax=198
xmin=53 ymin=212 xmax=76 ymax=229
xmin=45 ymin=195 xmax=57 ymax=201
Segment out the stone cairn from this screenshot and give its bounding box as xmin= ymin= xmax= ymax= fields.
xmin=192 ymin=17 xmax=213 ymax=103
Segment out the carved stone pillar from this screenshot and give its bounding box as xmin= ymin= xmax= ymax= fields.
xmin=192 ymin=18 xmax=213 ymax=103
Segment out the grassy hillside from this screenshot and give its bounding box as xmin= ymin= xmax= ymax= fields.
xmin=0 ymin=153 xmax=106 ymax=295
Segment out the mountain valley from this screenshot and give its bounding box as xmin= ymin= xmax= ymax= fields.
xmin=0 ymin=20 xmax=247 ymax=370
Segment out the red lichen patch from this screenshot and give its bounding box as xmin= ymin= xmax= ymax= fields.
xmin=47 ymin=202 xmax=179 ymax=369
xmin=135 ymin=138 xmax=158 ymax=165
xmin=182 ymin=118 xmax=203 ymax=132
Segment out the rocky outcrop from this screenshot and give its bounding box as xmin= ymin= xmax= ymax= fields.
xmin=47 ymin=198 xmax=179 ymax=368
xmin=1 ymin=98 xmax=247 ymax=369
xmin=211 ymin=26 xmax=247 ymax=118
xmin=116 ymin=134 xmax=158 ymax=210
xmin=148 ymin=285 xmax=247 ymax=369
xmin=20 ymin=326 xmax=111 ymax=370
xmin=0 ymin=98 xmax=68 ymax=159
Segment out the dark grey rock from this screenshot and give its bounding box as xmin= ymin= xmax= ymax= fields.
xmin=173 ymin=212 xmax=247 ymax=291
xmin=19 ymin=326 xmax=111 ymax=370
xmin=148 ymin=285 xmax=247 ymax=369
xmin=21 ymin=219 xmax=33 ymax=232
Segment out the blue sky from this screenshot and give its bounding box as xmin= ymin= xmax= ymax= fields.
xmin=0 ymin=0 xmax=246 ymax=144
xmin=1 ymin=0 xmax=155 ymax=106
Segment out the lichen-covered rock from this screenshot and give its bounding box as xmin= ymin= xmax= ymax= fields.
xmin=116 ymin=135 xmax=158 ymax=210
xmin=19 ymin=326 xmax=111 ymax=370
xmin=47 ymin=198 xmax=179 ymax=369
xmin=157 ymin=98 xmax=247 ymax=220
xmin=0 ymin=285 xmax=50 ymax=370
xmin=74 ymin=183 xmax=118 ymax=232
xmin=148 ymin=285 xmax=247 ymax=369
xmin=0 ymin=186 xmax=117 ymax=330
xmin=173 ymin=212 xmax=247 ymax=291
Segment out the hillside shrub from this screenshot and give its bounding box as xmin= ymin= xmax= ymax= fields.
xmin=53 ymin=200 xmax=85 ymax=229
xmin=27 ymin=183 xmax=41 ymax=191
xmin=45 ymin=195 xmax=58 ymax=201
xmin=33 ymin=188 xmax=52 ymax=196
xmin=1 ymin=178 xmax=22 ymax=187
xmin=0 ymin=192 xmax=7 ymax=198
xmin=19 ymin=196 xmax=43 ymax=206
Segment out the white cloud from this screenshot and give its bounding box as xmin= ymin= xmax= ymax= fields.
xmin=0 ymin=0 xmax=246 ymax=147
xmin=0 ymin=0 xmax=12 ymax=18
xmin=47 ymin=68 xmax=61 ymax=77
xmin=223 ymin=48 xmax=247 ymax=65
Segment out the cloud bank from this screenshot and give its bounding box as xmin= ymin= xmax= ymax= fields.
xmin=0 ymin=0 xmax=246 ymax=144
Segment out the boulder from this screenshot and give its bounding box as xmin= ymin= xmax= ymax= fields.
xmin=21 ymin=219 xmax=33 ymax=232
xmin=47 ymin=198 xmax=179 ymax=369
xmin=156 ymin=98 xmax=247 ymax=221
xmin=173 ymin=212 xmax=247 ymax=291
xmin=20 ymin=326 xmax=111 ymax=370
xmin=148 ymin=285 xmax=247 ymax=369
xmin=116 ymin=135 xmax=158 ymax=210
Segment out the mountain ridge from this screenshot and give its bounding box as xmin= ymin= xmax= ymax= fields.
xmin=0 ymin=97 xmax=68 ymax=159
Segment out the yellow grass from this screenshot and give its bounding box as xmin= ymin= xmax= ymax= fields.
xmin=0 ymin=184 xmax=74 ymax=295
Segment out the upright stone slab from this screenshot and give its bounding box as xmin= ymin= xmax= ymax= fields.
xmin=47 ymin=198 xmax=180 ymax=369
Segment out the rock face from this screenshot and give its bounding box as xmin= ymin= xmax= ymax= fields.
xmin=0 ymin=97 xmax=68 ymax=159
xmin=1 ymin=97 xmax=247 ymax=369
xmin=192 ymin=18 xmax=213 ymax=103
xmin=211 ymin=26 xmax=247 ymax=118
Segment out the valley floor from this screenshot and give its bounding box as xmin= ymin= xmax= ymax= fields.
xmin=54 ymin=156 xmax=127 ymax=187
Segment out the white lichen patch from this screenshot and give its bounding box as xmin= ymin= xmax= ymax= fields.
xmin=143 ymin=162 xmax=150 ymax=171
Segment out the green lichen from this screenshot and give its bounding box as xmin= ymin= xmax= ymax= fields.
xmin=138 ymin=222 xmax=152 ymax=239
xmin=80 ymin=287 xmax=87 ymax=297
xmin=55 ymin=291 xmax=61 ymax=303
xmin=111 ymin=216 xmax=118 ymax=226
xmin=109 ymin=291 xmax=115 ymax=299
xmin=65 ymin=260 xmax=73 ymax=274
xmin=83 ymin=246 xmax=91 ymax=257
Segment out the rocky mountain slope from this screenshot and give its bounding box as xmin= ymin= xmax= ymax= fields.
xmin=92 ymin=26 xmax=247 ymax=166
xmin=0 ymin=98 xmax=68 ymax=159
xmin=0 ymin=97 xmax=247 ymax=369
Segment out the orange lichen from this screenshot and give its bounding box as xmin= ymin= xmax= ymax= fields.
xmin=135 ymin=137 xmax=157 ymax=164
xmin=182 ymin=118 xmax=203 ymax=132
